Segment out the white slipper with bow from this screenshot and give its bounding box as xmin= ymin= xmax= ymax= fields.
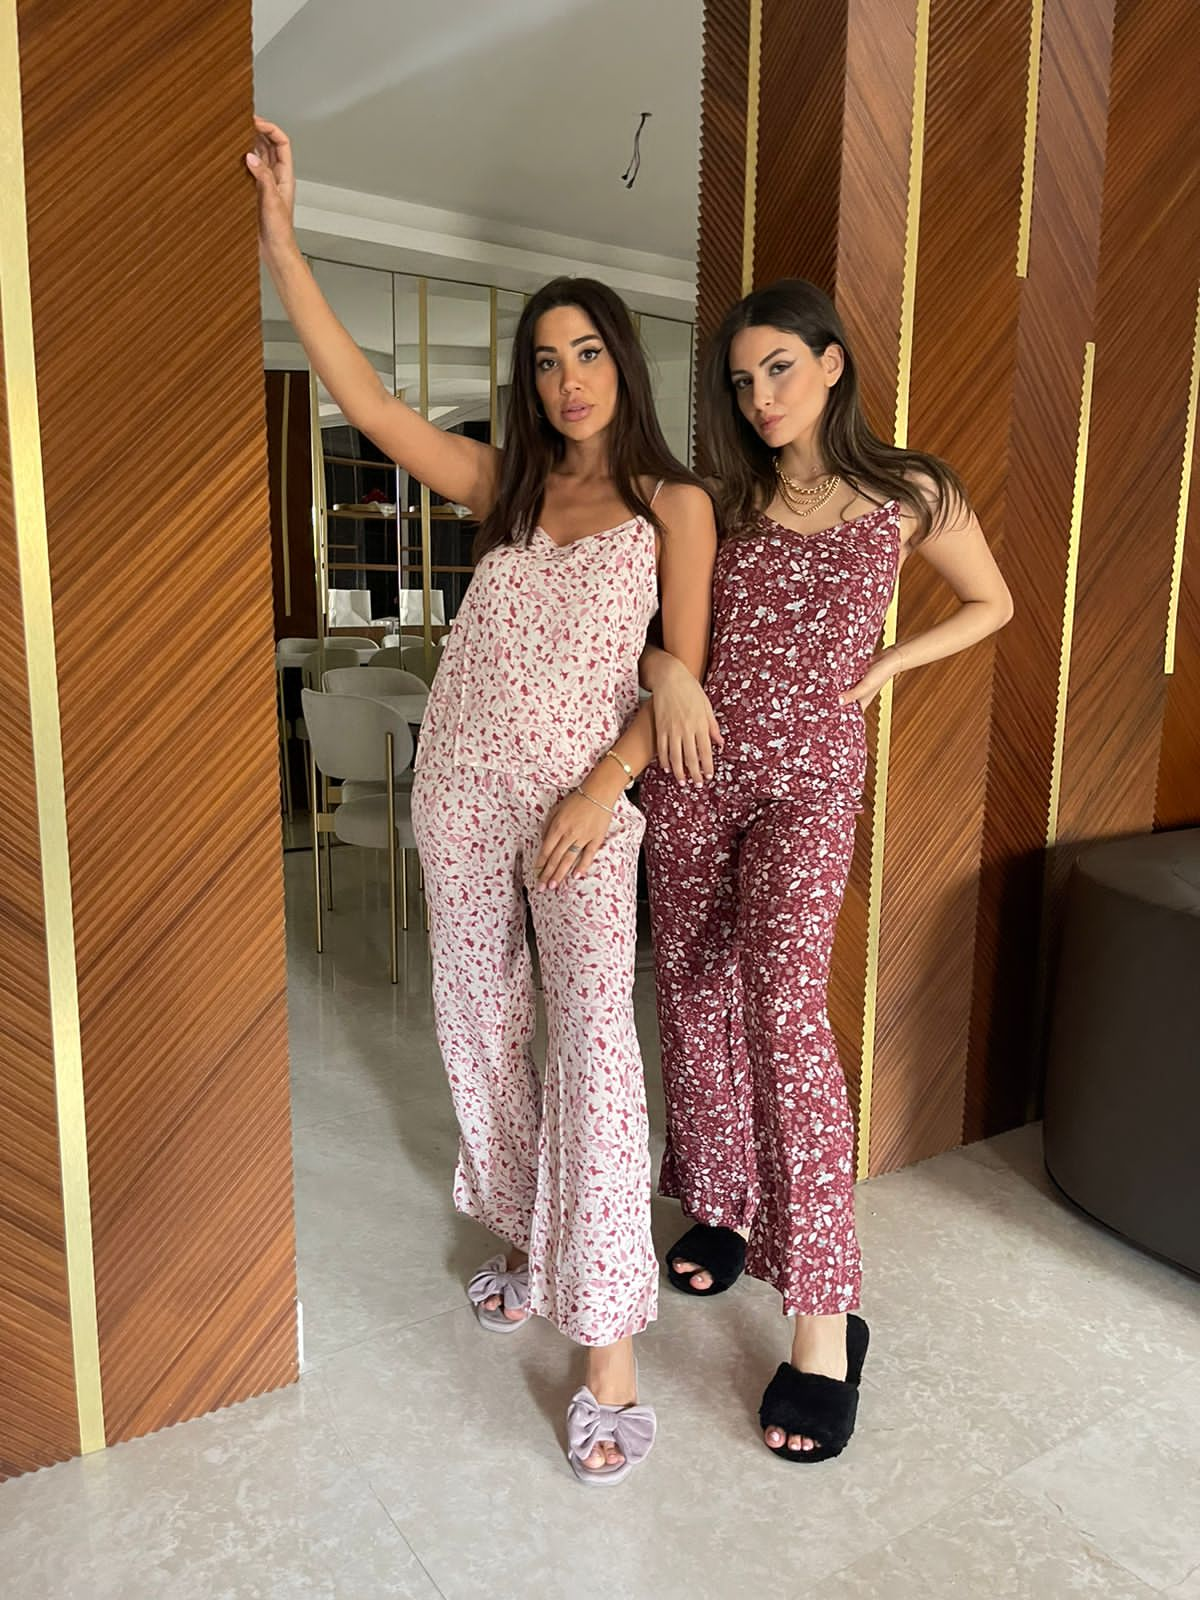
xmin=466 ymin=1254 xmax=531 ymax=1334
xmin=566 ymin=1374 xmax=656 ymax=1486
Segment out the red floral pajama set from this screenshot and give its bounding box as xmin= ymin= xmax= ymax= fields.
xmin=642 ymin=502 xmax=901 ymax=1315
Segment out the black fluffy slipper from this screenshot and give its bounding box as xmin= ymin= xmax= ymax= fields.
xmin=665 ymin=1223 xmax=747 ymax=1297
xmin=758 ymin=1313 xmax=870 ymax=1462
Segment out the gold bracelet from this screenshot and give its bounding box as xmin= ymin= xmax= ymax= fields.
xmin=604 ymin=749 xmax=636 ymax=788
xmin=574 ymin=786 xmax=616 ymax=816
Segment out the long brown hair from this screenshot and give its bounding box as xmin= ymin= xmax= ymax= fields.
xmin=474 ymin=276 xmax=704 ymax=561
xmin=700 ymin=278 xmax=968 ymax=541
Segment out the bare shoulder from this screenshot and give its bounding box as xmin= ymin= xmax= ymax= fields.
xmin=653 ymin=480 xmax=716 ymax=526
xmin=900 ymin=465 xmax=973 ymax=538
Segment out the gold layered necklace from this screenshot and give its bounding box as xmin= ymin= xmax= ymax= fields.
xmin=774 ymin=456 xmax=841 ymax=519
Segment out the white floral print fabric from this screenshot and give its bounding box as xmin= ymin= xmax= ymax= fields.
xmin=705 ymin=502 xmax=901 ymax=803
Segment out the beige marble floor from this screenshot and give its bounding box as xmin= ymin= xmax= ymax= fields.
xmin=2 ymin=846 xmax=1197 ymax=1599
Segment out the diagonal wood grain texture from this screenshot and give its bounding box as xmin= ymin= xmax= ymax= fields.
xmin=16 ymin=0 xmax=297 ymax=1449
xmin=1055 ymin=0 xmax=1200 ymax=853
xmin=694 ymin=0 xmax=751 ymax=381
xmin=703 ymin=0 xmax=918 ymax=1129
xmin=697 ymin=0 xmax=1199 ymax=1172
xmin=753 ymin=0 xmax=849 ymax=295
xmin=965 ymin=0 xmax=1115 ymax=1140
xmin=0 ymin=316 xmax=79 ymax=1483
xmin=826 ymin=0 xmax=917 ymax=1125
xmin=871 ymin=0 xmax=1029 ymax=1173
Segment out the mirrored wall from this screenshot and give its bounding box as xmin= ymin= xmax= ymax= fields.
xmin=265 ymin=261 xmax=695 ymax=673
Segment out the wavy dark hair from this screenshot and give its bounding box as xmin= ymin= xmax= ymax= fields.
xmin=474 ymin=276 xmax=704 ymax=560
xmin=700 ymin=278 xmax=968 ymax=542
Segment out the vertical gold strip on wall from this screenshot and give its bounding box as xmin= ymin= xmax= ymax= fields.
xmin=418 ymin=278 xmax=433 ymax=665
xmin=856 ymin=0 xmax=932 ymax=1182
xmin=1165 ymin=284 xmax=1200 ymax=674
xmin=891 ymin=0 xmax=931 ymax=453
xmin=741 ymin=0 xmax=763 ymax=296
xmin=1047 ymin=341 xmax=1095 ymax=844
xmin=1015 ymin=0 xmax=1045 ymax=278
xmin=0 ymin=0 xmax=105 ymax=1454
xmin=687 ymin=322 xmax=697 ymax=468
xmin=1028 ymin=339 xmax=1096 ymax=1115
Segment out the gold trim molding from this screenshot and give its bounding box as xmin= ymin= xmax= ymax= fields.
xmin=1047 ymin=340 xmax=1095 ymax=845
xmin=0 ymin=0 xmax=105 ymax=1454
xmin=1165 ymin=284 xmax=1200 ymax=675
xmin=856 ymin=0 xmax=932 ymax=1182
xmin=1016 ymin=0 xmax=1045 ymax=278
xmin=1029 ymin=340 xmax=1095 ymax=1116
xmin=741 ymin=0 xmax=763 ymax=296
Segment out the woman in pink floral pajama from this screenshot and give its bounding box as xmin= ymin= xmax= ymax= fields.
xmin=251 ymin=115 xmax=715 ymax=1483
xmin=641 ymin=279 xmax=1012 ymax=1464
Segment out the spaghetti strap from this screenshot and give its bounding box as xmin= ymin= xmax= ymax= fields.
xmin=651 ymin=478 xmax=665 ymax=505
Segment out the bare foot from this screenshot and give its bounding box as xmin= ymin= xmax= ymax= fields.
xmin=763 ymin=1313 xmax=848 ymax=1455
xmin=482 ymin=1246 xmax=529 ymax=1324
xmin=671 ymin=1223 xmax=750 ymax=1292
xmin=578 ymin=1337 xmax=637 ymax=1472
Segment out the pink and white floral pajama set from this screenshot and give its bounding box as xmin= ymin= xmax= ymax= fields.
xmin=411 ymin=514 xmax=660 ymax=1346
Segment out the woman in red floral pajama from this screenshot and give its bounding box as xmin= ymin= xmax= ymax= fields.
xmin=640 ymin=279 xmax=1012 ymax=1463
xmin=250 ymin=120 xmax=715 ymax=1484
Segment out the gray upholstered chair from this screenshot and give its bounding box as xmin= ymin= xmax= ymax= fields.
xmin=1043 ymin=827 xmax=1200 ymax=1273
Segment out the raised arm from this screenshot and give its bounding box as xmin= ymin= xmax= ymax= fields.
xmin=248 ymin=118 xmax=500 ymax=515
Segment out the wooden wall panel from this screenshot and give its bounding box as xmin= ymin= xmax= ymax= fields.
xmin=869 ymin=0 xmax=1028 ymax=1172
xmin=835 ymin=0 xmax=913 ymax=439
xmin=700 ymin=1 xmax=919 ymax=1131
xmin=753 ymin=0 xmax=849 ymax=295
xmin=965 ymin=0 xmax=1115 ymax=1139
xmin=0 ymin=315 xmax=79 ymax=1483
xmin=694 ymin=0 xmax=752 ymax=371
xmin=824 ymin=1 xmax=917 ymax=1127
xmin=1055 ymin=0 xmax=1200 ymax=850
xmin=696 ymin=0 xmax=1198 ymax=1173
xmin=17 ymin=0 xmax=297 ymax=1446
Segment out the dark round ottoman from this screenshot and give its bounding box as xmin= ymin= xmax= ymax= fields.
xmin=1043 ymin=827 xmax=1200 ymax=1275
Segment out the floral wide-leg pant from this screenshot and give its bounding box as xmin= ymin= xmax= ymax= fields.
xmin=411 ymin=763 xmax=658 ymax=1345
xmin=641 ymin=763 xmax=863 ymax=1316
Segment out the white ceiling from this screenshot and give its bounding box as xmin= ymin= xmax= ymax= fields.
xmin=253 ymin=0 xmax=704 ymax=265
